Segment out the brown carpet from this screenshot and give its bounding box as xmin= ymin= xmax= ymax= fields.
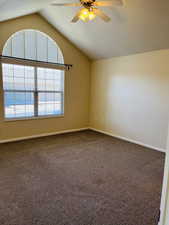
xmin=0 ymin=130 xmax=165 ymax=225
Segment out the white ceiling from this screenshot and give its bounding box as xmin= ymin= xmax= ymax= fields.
xmin=0 ymin=0 xmax=169 ymax=60
xmin=0 ymin=0 xmax=53 ymax=21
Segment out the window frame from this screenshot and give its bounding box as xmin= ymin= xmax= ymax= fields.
xmin=1 ymin=63 xmax=65 ymax=121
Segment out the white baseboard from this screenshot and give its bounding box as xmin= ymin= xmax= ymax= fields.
xmin=1 ymin=127 xmax=166 ymax=153
xmin=0 ymin=127 xmax=89 ymax=144
xmin=89 ymin=127 xmax=166 ymax=153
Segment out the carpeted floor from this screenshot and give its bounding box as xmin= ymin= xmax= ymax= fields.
xmin=0 ymin=130 xmax=165 ymax=225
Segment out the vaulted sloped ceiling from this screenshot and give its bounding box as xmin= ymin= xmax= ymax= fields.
xmin=0 ymin=0 xmax=169 ymax=60
xmin=0 ymin=0 xmax=53 ymax=22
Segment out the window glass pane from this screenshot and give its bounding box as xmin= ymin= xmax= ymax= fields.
xmin=4 ymin=91 xmax=34 ymax=118
xmin=37 ymin=67 xmax=63 ymax=91
xmin=2 ymin=63 xmax=13 ymax=77
xmin=38 ymin=92 xmax=62 ymax=116
xmin=2 ymin=64 xmax=34 ymax=91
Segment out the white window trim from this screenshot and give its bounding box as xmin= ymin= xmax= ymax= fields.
xmin=4 ymin=114 xmax=65 ymax=122
xmin=2 ymin=62 xmax=65 ymax=121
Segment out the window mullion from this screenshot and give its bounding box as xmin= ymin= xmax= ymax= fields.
xmin=61 ymin=91 xmax=64 ymax=115
xmin=34 ymin=67 xmax=38 ymax=117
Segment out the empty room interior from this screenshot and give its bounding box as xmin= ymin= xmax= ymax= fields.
xmin=0 ymin=0 xmax=169 ymax=225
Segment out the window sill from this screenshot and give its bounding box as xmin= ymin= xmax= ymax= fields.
xmin=4 ymin=114 xmax=64 ymax=122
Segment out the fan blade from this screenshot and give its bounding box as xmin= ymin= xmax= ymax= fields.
xmin=71 ymin=9 xmax=82 ymax=23
xmin=93 ymin=8 xmax=111 ymax=22
xmin=52 ymin=3 xmax=81 ymax=7
xmin=93 ymin=0 xmax=124 ymax=7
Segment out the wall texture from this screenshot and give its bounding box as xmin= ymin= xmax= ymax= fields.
xmin=90 ymin=50 xmax=169 ymax=151
xmin=0 ymin=14 xmax=91 ymax=141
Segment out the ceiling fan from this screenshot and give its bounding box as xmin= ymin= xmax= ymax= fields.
xmin=51 ymin=0 xmax=124 ymax=23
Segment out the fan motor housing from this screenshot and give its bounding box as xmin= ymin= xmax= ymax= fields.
xmin=80 ymin=0 xmax=96 ymax=8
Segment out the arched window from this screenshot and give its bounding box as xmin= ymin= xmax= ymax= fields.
xmin=2 ymin=30 xmax=64 ymax=119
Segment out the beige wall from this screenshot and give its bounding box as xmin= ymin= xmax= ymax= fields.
xmin=90 ymin=50 xmax=169 ymax=151
xmin=1 ymin=14 xmax=169 ymax=151
xmin=0 ymin=14 xmax=91 ymax=141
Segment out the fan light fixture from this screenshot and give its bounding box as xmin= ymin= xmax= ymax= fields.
xmin=51 ymin=0 xmax=125 ymax=23
xmin=79 ymin=8 xmax=96 ymax=22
